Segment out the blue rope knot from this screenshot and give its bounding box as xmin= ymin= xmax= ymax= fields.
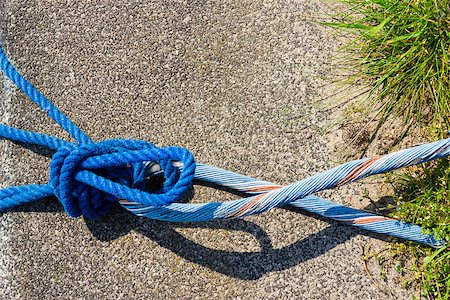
xmin=50 ymin=139 xmax=195 ymax=219
xmin=46 ymin=139 xmax=196 ymax=219
xmin=47 ymin=139 xmax=196 ymax=219
xmin=0 ymin=47 xmax=196 ymax=219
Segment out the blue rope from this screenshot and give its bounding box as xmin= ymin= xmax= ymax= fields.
xmin=0 ymin=47 xmax=196 ymax=219
xmin=0 ymin=47 xmax=92 ymax=145
xmin=0 ymin=45 xmax=445 ymax=248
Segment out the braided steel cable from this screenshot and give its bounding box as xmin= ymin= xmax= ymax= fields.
xmin=121 ymin=163 xmax=444 ymax=247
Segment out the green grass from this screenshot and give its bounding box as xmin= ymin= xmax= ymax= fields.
xmin=391 ymin=160 xmax=450 ymax=242
xmin=388 ymin=160 xmax=450 ymax=299
xmin=321 ymin=1 xmax=450 ymax=298
xmin=323 ymin=0 xmax=450 ymax=143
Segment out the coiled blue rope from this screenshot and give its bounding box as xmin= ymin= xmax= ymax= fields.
xmin=0 ymin=45 xmax=446 ymax=248
xmin=0 ymin=46 xmax=196 ymax=219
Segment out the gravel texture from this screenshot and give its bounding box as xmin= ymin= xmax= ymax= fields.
xmin=0 ymin=1 xmax=411 ymax=299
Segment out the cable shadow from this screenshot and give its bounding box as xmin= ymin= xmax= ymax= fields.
xmin=3 ymin=188 xmax=394 ymax=280
xmin=83 ymin=196 xmax=393 ymax=280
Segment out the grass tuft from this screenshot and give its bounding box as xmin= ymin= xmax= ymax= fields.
xmin=392 ymin=159 xmax=450 ymax=242
xmin=322 ymin=1 xmax=450 ymax=298
xmin=324 ymin=0 xmax=450 ymax=142
xmin=387 ymin=159 xmax=450 ymax=299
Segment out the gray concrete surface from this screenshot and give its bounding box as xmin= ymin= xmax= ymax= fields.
xmin=0 ymin=1 xmax=411 ymax=299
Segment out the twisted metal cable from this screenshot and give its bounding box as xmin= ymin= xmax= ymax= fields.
xmin=121 ymin=163 xmax=444 ymax=247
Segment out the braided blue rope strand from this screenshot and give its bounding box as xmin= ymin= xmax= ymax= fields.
xmin=0 ymin=47 xmax=91 ymax=145
xmin=0 ymin=185 xmax=54 ymax=210
xmin=0 ymin=124 xmax=71 ymax=149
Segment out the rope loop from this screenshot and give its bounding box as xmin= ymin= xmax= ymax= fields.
xmin=48 ymin=139 xmax=196 ymax=219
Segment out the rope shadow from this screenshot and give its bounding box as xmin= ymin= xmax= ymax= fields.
xmin=1 ymin=139 xmax=56 ymax=158
xmin=84 ymin=203 xmax=390 ymax=280
xmin=1 ymin=189 xmax=393 ymax=280
xmin=1 ymin=180 xmax=395 ymax=280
